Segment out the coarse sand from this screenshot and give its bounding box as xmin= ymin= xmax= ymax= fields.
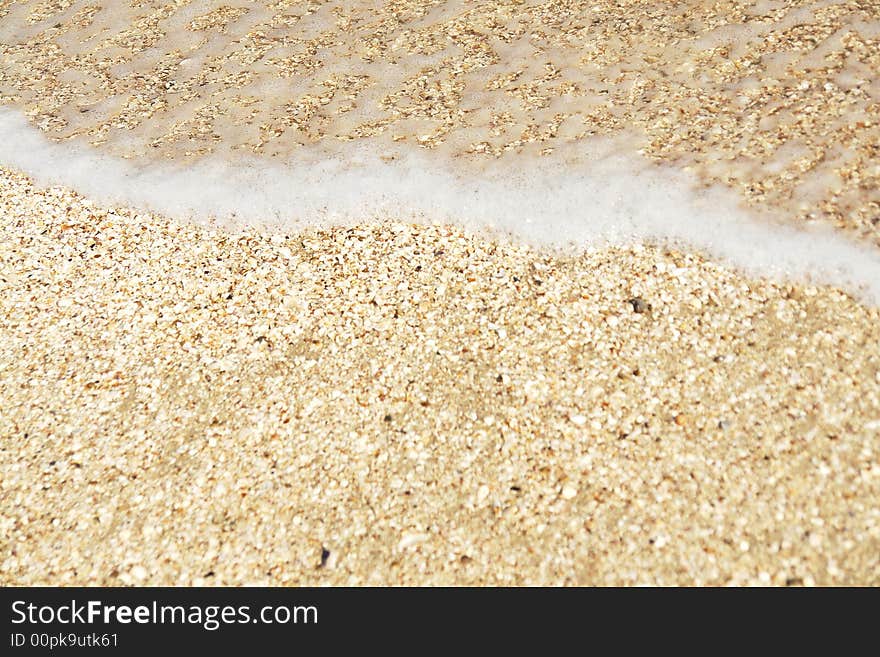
xmin=2 ymin=0 xmax=880 ymax=587
xmin=1 ymin=166 xmax=878 ymax=585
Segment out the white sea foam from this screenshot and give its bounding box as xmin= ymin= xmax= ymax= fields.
xmin=1 ymin=106 xmax=879 ymax=303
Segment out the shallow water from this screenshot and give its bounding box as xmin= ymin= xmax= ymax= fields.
xmin=1 ymin=0 xmax=880 ymax=300
xmin=3 ymin=105 xmax=880 ymax=304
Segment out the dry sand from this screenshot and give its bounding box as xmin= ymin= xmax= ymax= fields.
xmin=2 ymin=165 xmax=879 ymax=586
xmin=1 ymin=0 xmax=879 ymax=585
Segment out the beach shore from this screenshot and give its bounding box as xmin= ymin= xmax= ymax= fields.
xmin=2 ymin=0 xmax=880 ymax=586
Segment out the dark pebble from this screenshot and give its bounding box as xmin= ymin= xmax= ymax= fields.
xmin=627 ymin=297 xmax=652 ymax=313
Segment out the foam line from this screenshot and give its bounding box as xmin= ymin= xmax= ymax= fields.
xmin=1 ymin=106 xmax=879 ymax=303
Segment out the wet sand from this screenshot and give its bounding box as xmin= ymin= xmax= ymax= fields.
xmin=2 ymin=0 xmax=879 ymax=241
